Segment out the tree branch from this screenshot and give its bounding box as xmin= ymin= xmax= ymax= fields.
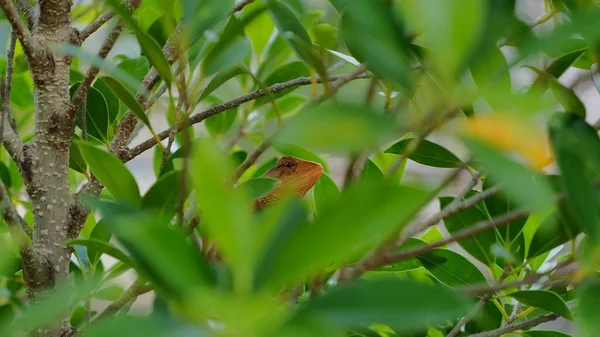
xmin=4 ymin=32 xmax=19 ymax=133
xmin=467 ymin=313 xmax=558 ymax=337
xmin=388 ymin=208 xmax=530 ymax=263
xmin=0 ymin=0 xmax=40 ymax=61
xmin=78 ymin=0 xmax=141 ymax=42
xmin=125 ymin=73 xmax=371 ymax=162
xmin=93 ymin=278 xmax=151 ymax=322
xmin=232 ymin=0 xmax=256 ymax=13
xmin=14 ymin=0 xmax=33 ymax=29
xmin=71 ymin=21 xmax=125 ymax=113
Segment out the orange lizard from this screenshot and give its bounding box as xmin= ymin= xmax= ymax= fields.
xmin=252 ymin=156 xmax=324 ymax=210
xmin=206 ymin=156 xmax=323 ymax=261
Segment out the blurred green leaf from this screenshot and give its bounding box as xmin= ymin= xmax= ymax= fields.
xmin=251 ymin=157 xmax=279 ymax=178
xmin=104 ymin=0 xmax=174 ymax=85
xmin=463 ymin=139 xmax=555 ymax=210
xmin=340 ymin=0 xmax=412 ymax=88
xmin=204 ymin=98 xmax=238 ymax=136
xmin=276 ymin=103 xmax=396 ymax=153
xmin=526 ymin=66 xmax=586 ymax=118
xmin=255 ymin=180 xmax=433 ymax=290
xmin=181 ymin=0 xmax=234 ymax=48
xmin=66 ymin=238 xmax=133 ymax=266
xmin=93 ymin=285 xmax=124 ymax=301
xmin=417 ymin=248 xmax=487 ymax=286
xmin=296 ymin=278 xmax=472 ymax=332
xmin=244 ymin=0 xmax=275 ymax=59
xmin=100 ymin=205 xmax=214 ymax=297
xmin=69 ymin=135 xmax=88 ymax=175
xmin=116 ymin=57 xmax=150 ymax=94
xmin=312 ymin=172 xmax=339 ymax=219
xmin=440 ymin=195 xmax=496 ymax=265
xmin=203 ymin=35 xmax=251 ymax=76
xmin=549 ymin=112 xmax=600 ymax=242
xmin=78 ymin=143 xmax=141 ymax=206
xmin=577 ymin=282 xmax=600 ymax=337
xmin=83 ymin=314 xmax=208 ymax=337
xmin=509 ymin=290 xmax=573 ymax=319
xmin=142 ymin=170 xmax=184 ymax=220
xmin=191 ymin=138 xmax=254 ymax=293
xmin=401 ymin=0 xmax=486 ymax=79
xmin=528 ymin=208 xmax=581 ymax=258
xmin=385 ymin=139 xmax=463 ymax=168
xmin=236 ymin=177 xmax=280 ymax=201
xmin=199 ymin=66 xmax=245 ymax=102
xmin=70 ymin=83 xmax=109 ymax=142
xmin=529 ymin=49 xmax=585 ymax=96
xmin=87 ymin=219 xmax=112 ymax=265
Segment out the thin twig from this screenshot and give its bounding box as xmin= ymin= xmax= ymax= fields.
xmin=3 ymin=32 xmax=18 ymax=132
xmin=336 ymin=163 xmax=469 ymax=283
xmin=71 ymin=21 xmax=125 ymax=113
xmin=78 ymin=0 xmax=141 ymax=41
xmin=467 ymin=313 xmax=558 ymax=337
xmin=93 ymin=278 xmax=149 ymax=322
xmin=0 ymin=0 xmax=40 ymax=60
xmin=232 ymin=0 xmax=255 ymax=13
xmin=233 ymin=137 xmax=273 ymax=181
xmin=126 ymin=73 xmax=371 ymax=163
xmin=389 ymin=208 xmax=530 ymax=263
xmin=503 ymin=303 xmax=522 ymax=326
xmin=81 ymin=93 xmax=88 ymax=141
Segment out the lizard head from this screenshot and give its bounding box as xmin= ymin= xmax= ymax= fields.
xmin=252 ymin=156 xmax=323 ymax=210
xmin=264 ymin=156 xmax=324 ymax=197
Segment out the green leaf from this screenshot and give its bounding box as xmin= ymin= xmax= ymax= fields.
xmin=236 ymin=177 xmax=280 ymax=201
xmin=199 ymin=66 xmax=245 ymax=101
xmin=297 ymin=278 xmax=472 ymax=332
xmin=385 ymin=139 xmax=463 ymax=168
xmin=87 ymin=219 xmax=112 ymax=265
xmin=204 ymin=98 xmax=238 ymax=136
xmin=78 ymin=143 xmax=141 ymax=206
xmin=191 ymin=138 xmax=254 ymax=293
xmin=141 ymin=170 xmax=184 ymax=220
xmin=509 ymin=290 xmax=573 ymax=319
xmin=181 ymin=0 xmax=234 ymax=48
xmin=93 ymin=285 xmax=124 ymax=301
xmin=70 ymin=83 xmax=109 ymax=142
xmin=0 ymin=162 xmax=12 ymax=189
xmin=276 ymin=103 xmax=396 ymax=153
xmin=99 ymin=76 xmax=152 ymax=130
xmin=202 ymin=35 xmax=251 ymax=76
xmin=265 ymin=95 xmax=307 ymax=119
xmin=104 ymin=0 xmax=174 ymax=85
xmin=65 ymin=239 xmax=133 ymax=266
xmin=483 ymin=179 xmax=527 ymax=264
xmin=99 ymin=205 xmax=214 ymax=297
xmin=440 ymin=196 xmax=496 ymax=265
xmin=82 ymin=314 xmax=209 ymax=337
xmin=255 ymin=180 xmax=433 ymax=290
xmin=340 ymin=0 xmax=412 ymax=88
xmin=244 ymin=1 xmax=275 ymax=59
xmin=528 ymin=208 xmax=581 ymax=258
xmin=463 ymin=138 xmax=555 ymax=210
xmin=116 ymin=57 xmax=150 ymax=94
xmin=529 ymin=49 xmax=585 ymax=95
xmin=358 ymin=159 xmax=384 ymax=183
xmin=93 ymin=78 xmax=120 ymax=125
xmin=417 ymin=248 xmax=487 ymax=287
xmin=251 ymin=157 xmax=279 ymax=178
xmin=312 ymin=172 xmax=339 ymax=218
xmin=526 ymin=66 xmax=586 ymax=118
xmin=400 ymin=0 xmax=486 ymax=79
xmin=577 ymin=282 xmax=600 ymax=337
xmin=548 ymin=112 xmax=600 ymax=242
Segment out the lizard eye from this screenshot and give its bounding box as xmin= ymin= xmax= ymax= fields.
xmin=284 ymin=161 xmax=294 ymax=168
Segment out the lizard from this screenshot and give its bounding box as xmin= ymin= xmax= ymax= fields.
xmin=252 ymin=156 xmax=324 ymax=210
xmin=205 ymin=156 xmax=324 ymax=261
